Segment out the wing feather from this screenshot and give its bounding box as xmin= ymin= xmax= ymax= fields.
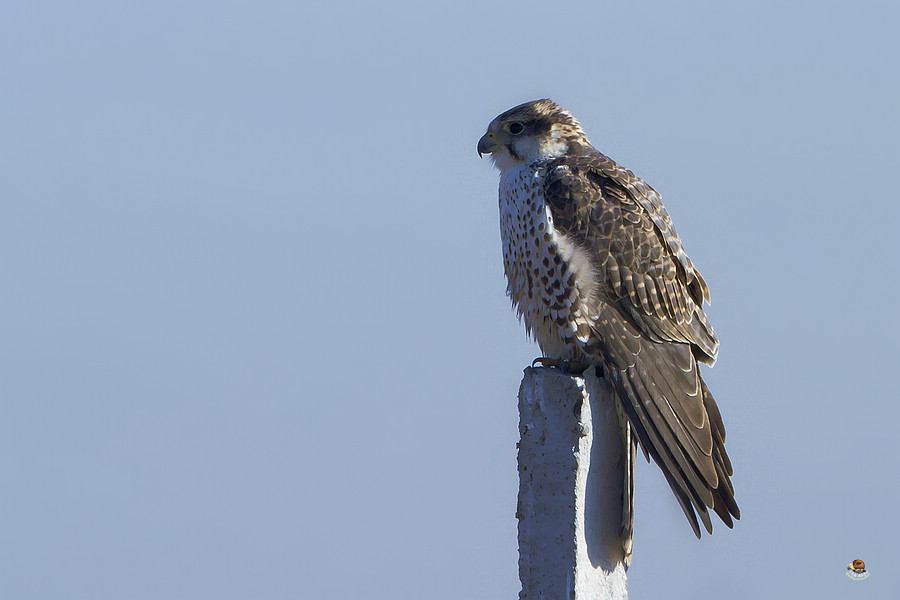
xmin=543 ymin=153 xmax=739 ymax=535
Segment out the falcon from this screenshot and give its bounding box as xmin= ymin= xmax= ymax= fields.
xmin=478 ymin=99 xmax=739 ymax=550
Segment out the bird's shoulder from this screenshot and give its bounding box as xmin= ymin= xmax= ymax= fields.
xmin=539 ymin=152 xmax=710 ymax=306
xmin=540 ymin=154 xmax=641 ymax=238
xmin=538 ymin=152 xmax=718 ymax=361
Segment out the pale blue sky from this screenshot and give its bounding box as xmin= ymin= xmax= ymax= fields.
xmin=2 ymin=2 xmax=898 ymax=599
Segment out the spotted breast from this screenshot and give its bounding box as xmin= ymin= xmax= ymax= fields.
xmin=499 ymin=163 xmax=599 ymax=361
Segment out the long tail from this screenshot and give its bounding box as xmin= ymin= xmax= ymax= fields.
xmin=590 ymin=306 xmax=740 ymax=537
xmin=619 ymin=417 xmax=636 ymax=565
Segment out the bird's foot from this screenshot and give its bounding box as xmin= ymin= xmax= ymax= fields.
xmin=531 ymin=357 xmax=591 ymax=375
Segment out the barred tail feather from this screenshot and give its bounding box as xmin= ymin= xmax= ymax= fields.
xmin=589 ymin=305 xmax=739 ymax=537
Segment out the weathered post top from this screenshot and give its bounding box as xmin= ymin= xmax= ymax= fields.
xmin=517 ymin=367 xmax=629 ymax=600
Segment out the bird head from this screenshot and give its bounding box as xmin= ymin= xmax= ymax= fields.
xmin=478 ymin=99 xmax=592 ymax=171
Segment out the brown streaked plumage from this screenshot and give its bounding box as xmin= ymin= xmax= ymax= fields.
xmin=479 ymin=99 xmax=739 ymax=558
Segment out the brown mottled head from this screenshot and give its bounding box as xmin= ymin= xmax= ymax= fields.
xmin=478 ymin=99 xmax=594 ymax=171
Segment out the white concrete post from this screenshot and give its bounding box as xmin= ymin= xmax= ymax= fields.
xmin=517 ymin=367 xmax=629 ymax=600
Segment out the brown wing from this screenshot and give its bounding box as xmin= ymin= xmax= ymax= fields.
xmin=544 ymin=153 xmax=718 ymax=363
xmin=543 ymin=153 xmax=739 ymax=536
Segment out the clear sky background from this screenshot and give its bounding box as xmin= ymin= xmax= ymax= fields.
xmin=2 ymin=1 xmax=898 ymax=599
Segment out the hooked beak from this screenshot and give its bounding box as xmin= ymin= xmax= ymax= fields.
xmin=477 ymin=132 xmax=499 ymax=157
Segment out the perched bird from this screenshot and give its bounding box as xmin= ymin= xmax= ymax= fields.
xmin=478 ymin=100 xmax=739 ymax=550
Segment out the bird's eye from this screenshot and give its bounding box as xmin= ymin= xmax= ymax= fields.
xmin=505 ymin=122 xmax=525 ymax=135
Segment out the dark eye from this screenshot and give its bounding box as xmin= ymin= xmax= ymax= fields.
xmin=505 ymin=122 xmax=525 ymax=135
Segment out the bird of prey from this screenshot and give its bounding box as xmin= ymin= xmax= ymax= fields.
xmin=478 ymin=99 xmax=739 ymax=550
